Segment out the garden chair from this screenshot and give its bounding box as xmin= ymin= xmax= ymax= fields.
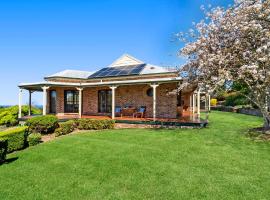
xmin=115 ymin=106 xmax=123 ymax=118
xmin=133 ymin=106 xmax=146 ymax=118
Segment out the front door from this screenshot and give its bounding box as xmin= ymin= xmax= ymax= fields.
xmin=64 ymin=90 xmax=79 ymax=113
xmin=98 ymin=90 xmax=112 ymax=113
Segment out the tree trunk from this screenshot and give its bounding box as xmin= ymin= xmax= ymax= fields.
xmin=261 ymin=110 xmax=270 ymax=129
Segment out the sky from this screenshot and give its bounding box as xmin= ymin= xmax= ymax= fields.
xmin=0 ymin=0 xmax=232 ymax=105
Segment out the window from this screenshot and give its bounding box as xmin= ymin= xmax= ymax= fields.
xmin=64 ymin=90 xmax=79 ymax=113
xmin=98 ymin=90 xmax=112 ymax=113
xmin=146 ymin=88 xmax=153 ymax=97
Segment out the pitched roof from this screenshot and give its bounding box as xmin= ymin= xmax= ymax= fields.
xmin=46 ymin=54 xmax=176 ymax=80
xmin=140 ymin=64 xmax=171 ymax=75
xmin=46 ymin=70 xmax=94 ymax=79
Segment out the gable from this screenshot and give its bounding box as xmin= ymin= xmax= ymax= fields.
xmin=109 ymin=54 xmax=144 ymax=67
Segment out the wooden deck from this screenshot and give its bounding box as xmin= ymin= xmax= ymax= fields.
xmin=21 ymin=112 xmax=208 ymax=127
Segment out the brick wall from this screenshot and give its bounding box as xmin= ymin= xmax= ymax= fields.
xmin=48 ymin=83 xmax=179 ymax=118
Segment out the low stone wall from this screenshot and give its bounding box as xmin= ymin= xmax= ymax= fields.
xmin=211 ymin=106 xmax=262 ymax=117
xmin=237 ymin=108 xmax=262 ymax=117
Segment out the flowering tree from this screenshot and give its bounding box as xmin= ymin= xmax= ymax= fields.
xmin=179 ymin=0 xmax=270 ymax=128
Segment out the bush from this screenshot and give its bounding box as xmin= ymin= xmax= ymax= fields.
xmin=0 ymin=127 xmax=28 ymax=153
xmin=224 ymin=92 xmax=249 ymax=107
xmin=26 ymin=115 xmax=59 ymax=134
xmin=0 ymin=139 xmax=8 ymax=164
xmin=55 ymin=120 xmax=75 ymax=137
xmin=77 ymin=119 xmax=115 ymax=130
xmin=210 ymin=99 xmax=217 ymax=106
xmin=215 ymin=90 xmax=227 ymax=101
xmin=0 ymin=105 xmax=42 ymax=127
xmin=27 ymin=133 xmax=42 ymax=146
xmin=0 ymin=114 xmax=18 ymax=126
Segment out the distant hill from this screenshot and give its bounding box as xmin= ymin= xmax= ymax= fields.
xmin=0 ymin=105 xmax=43 ymax=109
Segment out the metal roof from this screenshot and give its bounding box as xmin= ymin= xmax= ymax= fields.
xmin=46 ymin=70 xmax=94 ymax=79
xmin=44 ymin=54 xmax=177 ymax=80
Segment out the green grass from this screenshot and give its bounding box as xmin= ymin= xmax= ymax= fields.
xmin=1 ymin=111 xmax=270 ymax=200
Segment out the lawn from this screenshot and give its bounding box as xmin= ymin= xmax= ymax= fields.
xmin=1 ymin=111 xmax=270 ymax=200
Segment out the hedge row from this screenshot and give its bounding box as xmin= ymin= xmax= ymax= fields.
xmin=55 ymin=120 xmax=75 ymax=137
xmin=27 ymin=133 xmax=42 ymax=146
xmin=55 ymin=119 xmax=115 ymax=137
xmin=0 ymin=139 xmax=8 ymax=163
xmin=0 ymin=117 xmax=115 ymax=163
xmin=0 ymin=127 xmax=28 ymax=153
xmin=26 ymin=115 xmax=59 ymax=134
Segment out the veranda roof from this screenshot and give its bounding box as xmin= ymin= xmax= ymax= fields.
xmin=19 ymin=77 xmax=182 ymax=91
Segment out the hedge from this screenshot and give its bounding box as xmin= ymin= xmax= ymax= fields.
xmin=0 ymin=127 xmax=28 ymax=153
xmin=55 ymin=120 xmax=75 ymax=137
xmin=26 ymin=115 xmax=59 ymax=134
xmin=27 ymin=133 xmax=42 ymax=146
xmin=77 ymin=119 xmax=115 ymax=130
xmin=0 ymin=138 xmax=8 ymax=163
xmin=0 ymin=105 xmax=42 ymax=127
xmin=224 ymin=92 xmax=249 ymax=107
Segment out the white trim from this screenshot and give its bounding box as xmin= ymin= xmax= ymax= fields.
xmin=76 ymin=87 xmax=84 ymax=118
xmin=18 ymin=89 xmax=23 ymax=118
xmin=197 ymin=89 xmax=201 ymax=116
xmin=189 ymin=95 xmax=192 ymax=112
xmin=110 ymin=86 xmax=118 ymax=119
xmin=150 ymin=84 xmax=159 ymax=121
xmin=192 ymin=93 xmax=196 ymax=114
xmin=42 ymin=86 xmax=50 ymax=115
xmin=19 ymin=77 xmax=182 ymax=89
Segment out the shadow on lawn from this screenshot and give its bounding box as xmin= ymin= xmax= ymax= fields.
xmin=0 ymin=157 xmax=19 ymax=165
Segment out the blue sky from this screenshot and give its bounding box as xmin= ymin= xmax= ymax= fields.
xmin=0 ymin=0 xmax=232 ymax=105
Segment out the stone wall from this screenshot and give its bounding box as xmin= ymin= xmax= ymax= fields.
xmin=211 ymin=106 xmax=262 ymax=117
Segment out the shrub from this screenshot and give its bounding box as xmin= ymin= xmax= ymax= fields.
xmin=0 ymin=105 xmax=42 ymax=127
xmin=215 ymin=90 xmax=227 ymax=101
xmin=55 ymin=120 xmax=75 ymax=137
xmin=0 ymin=127 xmax=28 ymax=153
xmin=0 ymin=114 xmax=18 ymax=126
xmin=27 ymin=133 xmax=42 ymax=146
xmin=26 ymin=115 xmax=59 ymax=134
xmin=224 ymin=92 xmax=249 ymax=107
xmin=77 ymin=119 xmax=115 ymax=130
xmin=0 ymin=139 xmax=8 ymax=164
xmin=210 ymin=99 xmax=217 ymax=106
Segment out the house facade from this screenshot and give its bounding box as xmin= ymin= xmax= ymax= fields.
xmin=18 ymin=54 xmax=204 ymax=121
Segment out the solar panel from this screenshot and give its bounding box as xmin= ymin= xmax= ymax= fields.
xmin=130 ymin=64 xmax=145 ymax=74
xmin=89 ymin=64 xmax=146 ymax=78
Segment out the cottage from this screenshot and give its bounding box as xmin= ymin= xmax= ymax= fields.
xmin=18 ymin=54 xmax=208 ymax=126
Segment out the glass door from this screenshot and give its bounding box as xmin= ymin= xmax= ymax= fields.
xmin=98 ymin=90 xmax=112 ymax=113
xmin=50 ymin=90 xmax=57 ymax=113
xmin=64 ymin=90 xmax=79 ymax=113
